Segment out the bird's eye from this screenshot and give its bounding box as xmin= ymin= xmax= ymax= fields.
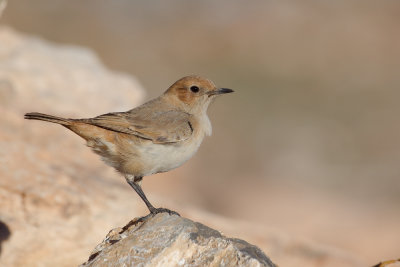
xmin=190 ymin=86 xmax=200 ymax=93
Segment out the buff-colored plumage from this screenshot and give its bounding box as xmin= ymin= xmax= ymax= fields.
xmin=25 ymin=75 xmax=233 ymax=215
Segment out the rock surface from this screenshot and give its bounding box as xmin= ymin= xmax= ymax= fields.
xmin=0 ymin=26 xmax=145 ymax=267
xmin=81 ymin=213 xmax=275 ymax=267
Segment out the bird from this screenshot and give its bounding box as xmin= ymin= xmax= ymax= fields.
xmin=25 ymin=75 xmax=234 ymax=216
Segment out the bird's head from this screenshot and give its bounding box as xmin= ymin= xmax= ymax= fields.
xmin=164 ymin=75 xmax=234 ymax=114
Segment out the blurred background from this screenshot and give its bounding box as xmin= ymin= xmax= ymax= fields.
xmin=2 ymin=0 xmax=400 ymax=264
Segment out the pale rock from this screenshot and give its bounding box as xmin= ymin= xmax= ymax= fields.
xmin=0 ymin=26 xmax=145 ymax=267
xmin=0 ymin=26 xmax=144 ymax=116
xmin=81 ymin=213 xmax=276 ymax=267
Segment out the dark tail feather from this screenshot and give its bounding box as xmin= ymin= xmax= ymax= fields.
xmin=24 ymin=112 xmax=72 ymax=126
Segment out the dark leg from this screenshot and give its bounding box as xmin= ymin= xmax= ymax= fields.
xmin=126 ymin=177 xmax=156 ymax=212
xmin=126 ymin=176 xmax=180 ymax=216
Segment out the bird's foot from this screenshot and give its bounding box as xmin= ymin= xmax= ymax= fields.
xmin=149 ymin=207 xmax=180 ymax=216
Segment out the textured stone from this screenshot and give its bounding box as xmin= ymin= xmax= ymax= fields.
xmin=81 ymin=213 xmax=276 ymax=267
xmin=0 ymin=26 xmax=145 ymax=267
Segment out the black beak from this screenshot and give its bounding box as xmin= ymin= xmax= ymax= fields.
xmin=208 ymin=88 xmax=234 ymax=96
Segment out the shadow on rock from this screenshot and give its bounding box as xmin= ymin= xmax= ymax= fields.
xmin=0 ymin=220 xmax=11 ymax=255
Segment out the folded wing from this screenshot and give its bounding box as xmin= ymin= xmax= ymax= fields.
xmin=81 ymin=109 xmax=193 ymax=144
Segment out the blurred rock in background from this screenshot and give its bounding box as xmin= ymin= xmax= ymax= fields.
xmin=0 ymin=26 xmax=144 ymax=266
xmin=1 ymin=1 xmax=399 ymax=265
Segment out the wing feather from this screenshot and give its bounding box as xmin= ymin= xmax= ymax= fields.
xmin=81 ymin=109 xmax=193 ymax=143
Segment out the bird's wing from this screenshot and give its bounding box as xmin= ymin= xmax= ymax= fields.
xmin=82 ymin=109 xmax=193 ymax=144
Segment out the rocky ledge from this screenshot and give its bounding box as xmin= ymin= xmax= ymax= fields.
xmin=81 ymin=213 xmax=276 ymax=267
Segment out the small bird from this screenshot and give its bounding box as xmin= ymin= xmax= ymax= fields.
xmin=25 ymin=75 xmax=233 ymax=215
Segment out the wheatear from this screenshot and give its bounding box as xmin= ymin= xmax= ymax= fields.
xmin=25 ymin=75 xmax=233 ymax=215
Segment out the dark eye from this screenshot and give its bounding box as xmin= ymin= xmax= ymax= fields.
xmin=190 ymin=86 xmax=200 ymax=93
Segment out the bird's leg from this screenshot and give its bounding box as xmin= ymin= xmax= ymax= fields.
xmin=125 ymin=175 xmax=180 ymax=216
xmin=127 ymin=176 xmax=155 ymax=212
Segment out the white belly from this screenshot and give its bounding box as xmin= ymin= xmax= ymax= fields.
xmin=125 ymin=136 xmax=204 ymax=176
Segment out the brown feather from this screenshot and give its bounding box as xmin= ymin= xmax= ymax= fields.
xmin=80 ymin=98 xmax=194 ymax=143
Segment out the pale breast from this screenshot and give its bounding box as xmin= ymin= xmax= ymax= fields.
xmin=125 ymin=134 xmax=204 ymax=176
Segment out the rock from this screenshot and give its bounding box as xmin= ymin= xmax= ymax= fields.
xmin=81 ymin=213 xmax=276 ymax=267
xmin=0 ymin=26 xmax=144 ymax=116
xmin=0 ymin=26 xmax=145 ymax=267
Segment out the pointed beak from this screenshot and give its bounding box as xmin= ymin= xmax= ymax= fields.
xmin=207 ymin=88 xmax=234 ymax=96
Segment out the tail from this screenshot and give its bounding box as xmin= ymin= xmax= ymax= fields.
xmin=24 ymin=112 xmax=73 ymax=126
